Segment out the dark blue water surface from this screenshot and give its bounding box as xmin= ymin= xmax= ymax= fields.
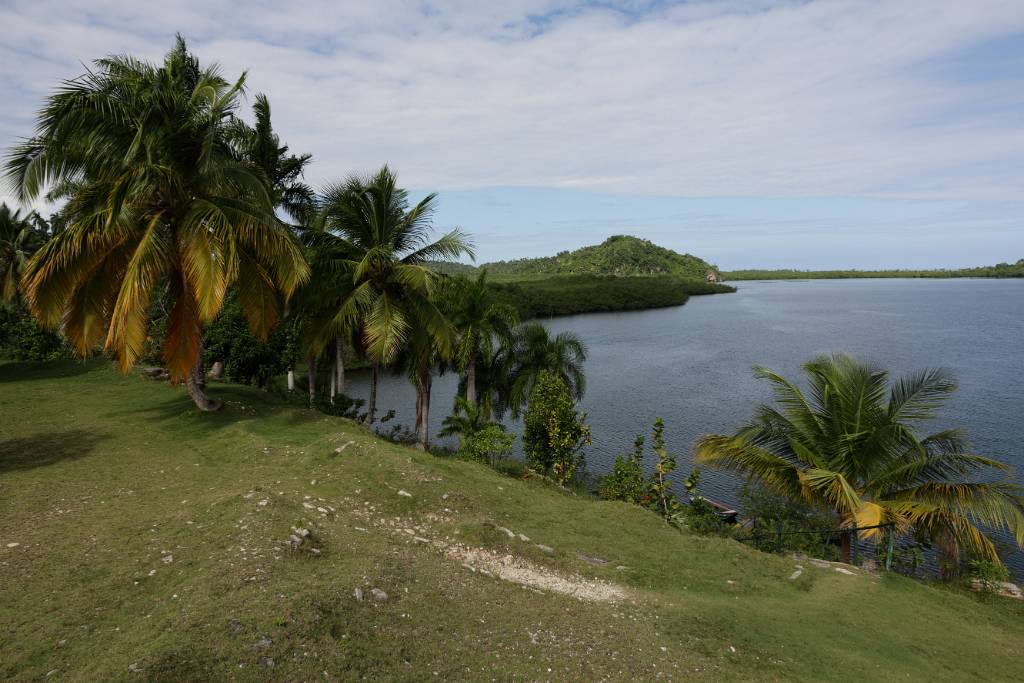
xmin=348 ymin=279 xmax=1024 ymax=573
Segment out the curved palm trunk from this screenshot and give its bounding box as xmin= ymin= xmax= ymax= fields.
xmin=335 ymin=336 xmax=345 ymax=395
xmin=465 ymin=356 xmax=477 ymax=406
xmin=365 ymin=364 xmax=378 ymax=424
xmin=308 ymin=356 xmax=317 ymax=406
xmin=414 ymin=367 xmax=432 ymax=451
xmin=187 ymin=342 xmax=222 ymax=412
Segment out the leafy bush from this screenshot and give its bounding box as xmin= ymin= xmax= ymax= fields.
xmin=967 ymin=558 xmax=1010 ymax=587
xmin=461 ymin=424 xmax=515 ymax=466
xmin=739 ymin=482 xmax=840 ymax=559
xmin=0 ymin=302 xmax=70 ymax=361
xmin=522 ymin=371 xmax=591 ymax=485
xmin=598 ymin=434 xmax=646 ymax=504
xmin=203 ymin=292 xmax=298 ymax=386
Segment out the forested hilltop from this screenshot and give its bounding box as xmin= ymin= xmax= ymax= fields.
xmin=431 ymin=235 xmax=720 ymax=280
xmin=724 ymin=259 xmax=1024 ymax=280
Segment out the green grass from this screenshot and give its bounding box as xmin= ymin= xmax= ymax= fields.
xmin=1 ymin=361 xmax=1021 ymax=681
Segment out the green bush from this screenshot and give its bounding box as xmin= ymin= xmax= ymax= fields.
xmin=598 ymin=434 xmax=646 ymax=504
xmin=0 ymin=302 xmax=70 ymax=361
xmin=461 ymin=423 xmax=515 ymax=466
xmin=522 ymin=371 xmax=591 ymax=486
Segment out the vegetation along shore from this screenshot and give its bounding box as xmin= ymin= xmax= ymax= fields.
xmin=1 ymin=36 xmax=1022 ymax=682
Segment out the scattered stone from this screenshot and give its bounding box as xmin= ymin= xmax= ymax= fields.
xmin=354 ymin=587 xmax=364 ymax=602
xmin=496 ymin=526 xmax=515 ymax=538
xmin=228 ymin=619 xmax=244 ymax=634
xmin=397 ymin=490 xmax=412 ymax=498
xmin=259 ymin=657 xmax=275 ymax=669
xmin=302 ymin=502 xmax=315 ymax=510
xmin=577 ymin=553 xmax=608 ymax=566
xmin=293 ymin=527 xmax=311 ymax=538
xmin=161 ymin=554 xmax=173 ymax=564
xmin=142 ymin=367 xmax=170 ymax=381
xmin=334 ymin=441 xmax=356 ymax=453
xmin=309 ymin=548 xmax=321 ymax=556
xmin=518 ymin=533 xmax=531 ymax=542
xmin=536 ymin=544 xmax=555 ymax=555
xmin=809 ymin=559 xmax=831 ymax=569
xmin=254 ymin=637 xmax=273 ymax=649
xmin=148 ymin=569 xmax=156 ymax=577
xmin=371 ymin=588 xmax=388 ymax=602
xmin=128 ymin=662 xmax=142 ymax=673
xmin=310 ymin=479 xmax=318 ymax=485
xmin=970 ymin=579 xmax=1024 ymax=600
xmin=789 ymin=567 xmax=803 ymax=580
xmin=834 ymin=567 xmax=855 ymax=576
xmin=6 ymin=542 xmax=19 ymax=548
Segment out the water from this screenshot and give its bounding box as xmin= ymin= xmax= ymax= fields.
xmin=347 ymin=278 xmax=1024 ymax=574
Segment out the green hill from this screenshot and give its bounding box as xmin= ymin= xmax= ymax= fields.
xmin=1 ymin=361 xmax=1022 ymax=681
xmin=431 ymin=235 xmax=720 ymax=281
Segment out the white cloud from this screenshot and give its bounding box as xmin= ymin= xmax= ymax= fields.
xmin=2 ymin=0 xmax=1023 ymax=206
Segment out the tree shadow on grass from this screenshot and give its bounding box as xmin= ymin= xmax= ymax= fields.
xmin=0 ymin=429 xmax=109 ymax=473
xmin=0 ymin=359 xmax=97 ymax=383
xmin=100 ymin=383 xmax=332 ymax=438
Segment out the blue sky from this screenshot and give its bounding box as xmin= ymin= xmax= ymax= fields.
xmin=1 ymin=1 xmax=1022 ymax=268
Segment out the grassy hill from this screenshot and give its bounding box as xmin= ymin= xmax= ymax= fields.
xmin=1 ymin=361 xmax=1022 ymax=681
xmin=431 ymin=235 xmax=720 ymax=281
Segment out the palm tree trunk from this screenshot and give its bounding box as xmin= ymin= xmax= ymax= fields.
xmin=329 ymin=363 xmax=336 ymax=404
xmin=414 ymin=367 xmax=432 ymax=451
xmin=366 ymin=364 xmax=378 ymax=424
xmin=335 ymin=336 xmax=345 ymax=395
xmin=308 ymin=356 xmax=317 ymax=406
xmin=466 ymin=356 xmax=476 ymax=406
xmin=186 ymin=341 xmax=222 ymax=412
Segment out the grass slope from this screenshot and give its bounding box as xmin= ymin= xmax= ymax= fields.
xmin=1 ymin=361 xmax=1021 ymax=681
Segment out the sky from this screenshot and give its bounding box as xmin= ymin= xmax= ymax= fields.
xmin=1 ymin=0 xmax=1022 ymax=269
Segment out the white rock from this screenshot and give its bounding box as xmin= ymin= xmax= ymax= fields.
xmin=6 ymin=542 xmax=20 ymax=548
xmin=371 ymin=588 xmax=388 ymax=601
xmin=161 ymin=554 xmax=173 ymax=564
xmin=834 ymin=567 xmax=855 ymax=575
xmin=398 ymin=490 xmax=412 ymax=498
xmin=354 ymin=587 xmax=364 ymax=602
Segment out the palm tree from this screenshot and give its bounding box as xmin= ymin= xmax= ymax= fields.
xmin=4 ymin=37 xmax=308 ymax=411
xmin=448 ymin=270 xmax=517 ymax=407
xmin=696 ymin=353 xmax=1024 ymax=566
xmin=227 ymin=93 xmax=314 ymax=224
xmin=316 ymin=166 xmax=473 ymax=441
xmin=438 ymin=395 xmax=486 ymax=449
xmin=0 ymin=204 xmax=47 ymax=303
xmin=503 ymin=322 xmax=587 ymax=418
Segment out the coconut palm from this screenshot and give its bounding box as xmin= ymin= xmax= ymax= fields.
xmin=448 ymin=270 xmax=517 ymax=407
xmin=4 ymin=37 xmax=308 ymax=410
xmin=0 ymin=204 xmax=47 ymax=303
xmin=227 ymin=93 xmax=314 ymax=224
xmin=316 ymin=166 xmax=473 ymax=436
xmin=696 ymin=353 xmax=1024 ymax=566
xmin=503 ymin=322 xmax=587 ymax=418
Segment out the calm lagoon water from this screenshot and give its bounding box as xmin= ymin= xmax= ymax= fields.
xmin=348 ymin=278 xmax=1024 ymax=572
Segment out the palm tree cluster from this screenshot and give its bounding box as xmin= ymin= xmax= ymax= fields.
xmin=2 ymin=36 xmax=588 ymax=452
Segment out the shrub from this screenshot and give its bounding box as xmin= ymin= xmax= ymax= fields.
xmin=598 ymin=434 xmax=646 ymax=503
xmin=462 ymin=423 xmax=515 ymax=466
xmin=967 ymin=558 xmax=1010 ymax=588
xmin=522 ymin=371 xmax=590 ymax=485
xmin=0 ymin=302 xmax=69 ymax=361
